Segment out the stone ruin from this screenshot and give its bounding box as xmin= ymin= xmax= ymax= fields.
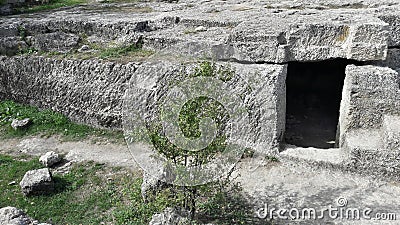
xmin=0 ymin=0 xmax=400 ymax=179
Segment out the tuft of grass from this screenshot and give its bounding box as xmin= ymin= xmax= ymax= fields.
xmin=15 ymin=0 xmax=88 ymax=14
xmin=0 ymin=100 xmax=123 ymax=141
xmin=112 ymin=179 xmax=180 ymax=225
xmin=196 ymin=183 xmax=265 ymax=225
xmin=265 ymin=155 xmax=279 ymax=162
xmin=98 ymin=43 xmax=152 ymax=60
xmin=18 ymin=47 xmax=38 ymax=55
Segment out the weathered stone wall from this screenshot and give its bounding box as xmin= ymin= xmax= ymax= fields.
xmin=379 ymin=14 xmax=400 ymax=47
xmin=124 ymin=61 xmax=287 ymax=154
xmin=338 ymin=65 xmax=400 ymax=148
xmin=0 ymin=56 xmax=137 ymax=128
xmin=0 ymin=55 xmax=287 ymax=154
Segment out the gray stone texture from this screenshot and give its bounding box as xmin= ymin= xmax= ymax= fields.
xmin=378 ymin=48 xmax=400 ymax=73
xmin=11 ymin=118 xmax=31 ymax=130
xmin=0 ymin=207 xmax=33 ymax=225
xmin=0 ymin=56 xmax=138 ymax=128
xmin=0 ymin=0 xmax=399 ymax=61
xmin=19 ymin=168 xmax=54 ymax=196
xmin=338 ymin=65 xmax=400 ymax=148
xmin=30 ymin=32 xmax=80 ymax=53
xmin=379 ymin=13 xmax=400 ymax=47
xmin=149 ymin=207 xmax=190 ymax=225
xmin=0 ymin=37 xmax=27 ymax=56
xmin=336 ymin=63 xmax=400 ymax=178
xmin=0 ymin=206 xmax=52 ymax=225
xmin=39 ymin=151 xmax=61 ymax=167
xmin=123 ymin=60 xmax=286 ymax=155
xmin=383 ymin=115 xmax=400 ymax=150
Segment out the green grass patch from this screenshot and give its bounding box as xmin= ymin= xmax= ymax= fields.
xmin=0 ymin=154 xmax=111 ymax=224
xmin=0 ymin=100 xmax=123 ymax=141
xmin=0 ymin=154 xmax=181 ymax=224
xmin=15 ymin=0 xmax=88 ymax=14
xmin=112 ymin=179 xmax=179 ymax=224
xmin=114 ymin=183 xmax=263 ymax=225
xmin=0 ymin=154 xmax=154 ymax=224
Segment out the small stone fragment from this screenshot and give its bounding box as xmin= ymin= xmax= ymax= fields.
xmin=0 ymin=207 xmax=33 ymax=225
xmin=39 ymin=151 xmax=61 ymax=167
xmin=149 ymin=207 xmax=190 ymax=225
xmin=19 ymin=168 xmax=54 ymax=196
xmin=78 ymin=44 xmax=90 ymax=52
xmin=194 ymin=26 xmax=207 ymax=32
xmin=0 ymin=206 xmax=52 ymax=225
xmin=53 ymin=161 xmax=73 ymax=175
xmin=11 ymin=118 xmax=31 ymax=130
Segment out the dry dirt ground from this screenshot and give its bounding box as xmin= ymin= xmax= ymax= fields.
xmin=0 ymin=136 xmax=138 ymax=169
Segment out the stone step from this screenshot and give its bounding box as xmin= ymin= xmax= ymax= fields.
xmin=279 ymin=145 xmax=347 ymax=173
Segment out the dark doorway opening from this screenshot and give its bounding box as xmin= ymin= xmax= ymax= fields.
xmin=284 ymin=59 xmax=356 ymax=149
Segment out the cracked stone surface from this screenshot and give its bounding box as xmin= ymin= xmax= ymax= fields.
xmin=237 ymin=158 xmax=400 ymax=224
xmin=0 ymin=0 xmax=399 ymax=62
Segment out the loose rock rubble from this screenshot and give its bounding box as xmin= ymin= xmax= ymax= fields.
xmin=39 ymin=151 xmax=61 ymax=167
xmin=19 ymin=168 xmax=54 ymax=196
xmin=52 ymin=161 xmax=73 ymax=175
xmin=149 ymin=208 xmax=190 ymax=225
xmin=0 ymin=207 xmax=32 ymax=225
xmin=0 ymin=206 xmax=51 ymax=225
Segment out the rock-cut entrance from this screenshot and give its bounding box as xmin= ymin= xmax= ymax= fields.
xmin=284 ymin=59 xmax=358 ymax=149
